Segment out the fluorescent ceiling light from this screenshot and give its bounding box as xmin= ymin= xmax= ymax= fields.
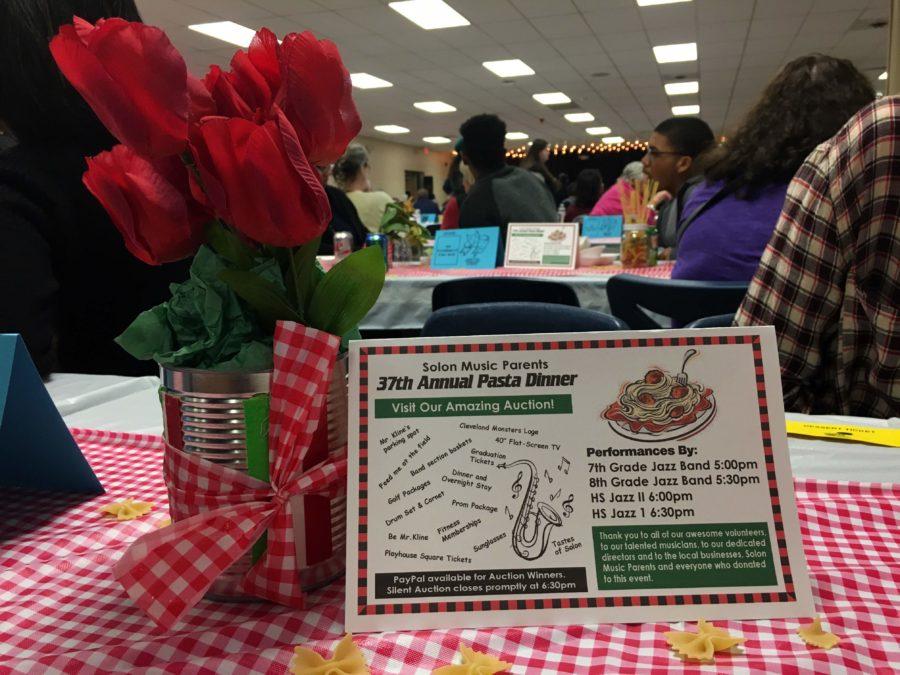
xmin=413 ymin=101 xmax=457 ymax=113
xmin=374 ymin=125 xmax=410 ymax=134
xmin=533 ymin=92 xmax=571 ymax=105
xmin=565 ymin=112 xmax=595 ymax=123
xmin=664 ymin=80 xmax=699 ymax=95
xmin=188 ymin=21 xmax=256 ymax=48
xmin=637 ymin=0 xmax=691 ymax=6
xmin=423 ymin=136 xmax=452 ymax=143
xmin=653 ymin=42 xmax=697 ymax=63
xmin=672 ymin=104 xmax=700 ymax=115
xmin=602 ymin=136 xmax=625 ymax=144
xmin=389 ymin=0 xmax=469 ymax=30
xmin=879 ymin=71 xmax=888 ymax=80
xmin=483 ymin=59 xmax=535 ymax=78
xmin=350 ymin=73 xmax=393 ymax=89
xmin=505 ymin=132 xmax=529 ymax=140
xmin=586 ymin=126 xmax=612 ymax=135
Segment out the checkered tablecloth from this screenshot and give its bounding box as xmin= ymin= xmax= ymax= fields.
xmin=344 ymin=261 xmax=673 ymax=279
xmin=0 ymin=429 xmax=897 ymax=674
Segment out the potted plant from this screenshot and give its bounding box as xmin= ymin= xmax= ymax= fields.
xmin=51 ymin=18 xmax=384 ymax=604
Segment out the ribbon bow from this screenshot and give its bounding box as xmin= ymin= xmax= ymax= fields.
xmin=115 ymin=323 xmax=346 ymax=629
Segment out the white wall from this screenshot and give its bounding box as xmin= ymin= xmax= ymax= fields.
xmin=354 ymin=136 xmax=453 ymax=202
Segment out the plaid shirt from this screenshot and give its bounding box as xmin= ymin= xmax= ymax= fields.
xmin=736 ymin=96 xmax=899 ymax=418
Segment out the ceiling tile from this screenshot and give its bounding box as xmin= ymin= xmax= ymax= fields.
xmin=511 ymin=0 xmax=577 ymax=18
xmin=583 ymin=7 xmax=643 ymax=35
xmin=247 ymin=0 xmax=324 ymax=13
xmin=480 ymin=19 xmax=543 ymax=42
xmin=531 ymin=14 xmax=594 ymax=39
xmin=182 ymin=0 xmax=276 ymax=20
xmin=754 ymin=0 xmax=814 ymax=17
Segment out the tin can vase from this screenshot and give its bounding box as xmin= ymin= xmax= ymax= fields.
xmin=160 ymin=357 xmax=348 ymax=601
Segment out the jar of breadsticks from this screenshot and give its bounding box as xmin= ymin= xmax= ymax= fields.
xmin=621 ymin=222 xmax=650 ymax=268
xmin=618 ymin=177 xmax=658 ymax=268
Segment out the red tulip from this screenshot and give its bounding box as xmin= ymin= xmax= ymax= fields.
xmin=51 ymin=17 xmax=190 ymax=157
xmin=278 ymin=32 xmax=361 ymax=165
xmin=203 ymin=29 xmax=280 ymax=121
xmin=191 ymin=110 xmax=330 ymax=247
xmin=83 ymin=146 xmax=208 ymax=265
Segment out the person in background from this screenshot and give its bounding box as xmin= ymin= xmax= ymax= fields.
xmin=555 ymin=171 xmax=570 ymax=206
xmin=333 ymin=143 xmax=393 ymax=233
xmin=412 ymin=188 xmax=440 ymax=216
xmin=673 ymin=54 xmax=875 ymax=282
xmin=0 ymin=127 xmax=14 ymax=152
xmin=442 ymin=152 xmax=464 ymax=198
xmin=0 ymin=0 xmax=190 ymax=378
xmin=316 ymin=164 xmax=367 ymax=255
xmin=440 ymin=156 xmax=473 ymax=230
xmin=565 ymin=169 xmax=603 ymax=222
xmin=520 ymin=139 xmax=561 ymax=196
xmin=457 ymin=114 xmax=556 ymax=240
xmin=590 ymin=161 xmax=644 ymax=216
xmin=736 ymin=95 xmax=899 ymax=417
xmin=641 ymin=117 xmax=716 ymax=250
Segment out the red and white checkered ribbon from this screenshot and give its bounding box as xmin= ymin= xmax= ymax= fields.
xmin=114 ymin=322 xmax=347 ymax=629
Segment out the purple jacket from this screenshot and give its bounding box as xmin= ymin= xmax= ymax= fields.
xmin=672 ymin=179 xmax=790 ymax=282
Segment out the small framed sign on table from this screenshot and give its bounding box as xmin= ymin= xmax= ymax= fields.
xmin=430 ymin=227 xmax=501 ymax=270
xmin=581 ymin=215 xmax=624 ymax=244
xmin=504 ymin=223 xmax=578 ymax=270
xmin=346 ymin=327 xmax=814 ymax=632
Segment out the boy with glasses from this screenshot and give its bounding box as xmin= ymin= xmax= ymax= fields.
xmin=642 ymin=117 xmax=716 ymax=251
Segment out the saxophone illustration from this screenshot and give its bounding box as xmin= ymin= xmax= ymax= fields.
xmin=498 ymin=459 xmax=563 ymax=560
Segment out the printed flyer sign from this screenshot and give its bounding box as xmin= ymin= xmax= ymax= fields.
xmin=346 ymin=328 xmax=814 ymax=632
xmin=504 ymin=223 xmax=578 ymax=269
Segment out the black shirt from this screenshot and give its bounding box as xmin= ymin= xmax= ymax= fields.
xmin=0 ymin=143 xmax=188 ymax=377
xmin=319 ymin=184 xmax=368 ymax=255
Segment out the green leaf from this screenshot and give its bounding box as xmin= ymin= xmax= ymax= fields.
xmin=307 ymin=245 xmax=386 ymax=336
xmin=292 ymin=237 xmax=321 ymax=313
xmin=219 ymin=268 xmax=303 ymax=330
xmin=205 ymin=221 xmax=257 ymax=270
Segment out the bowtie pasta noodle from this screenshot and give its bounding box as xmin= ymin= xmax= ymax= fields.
xmin=664 ymin=619 xmax=745 ymax=662
xmin=290 ymin=633 xmax=370 ymax=675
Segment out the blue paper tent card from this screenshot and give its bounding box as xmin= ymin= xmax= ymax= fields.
xmin=582 ymin=215 xmax=623 ymax=243
xmin=0 ymin=335 xmax=103 ymax=493
xmin=430 ymin=227 xmax=500 ymax=270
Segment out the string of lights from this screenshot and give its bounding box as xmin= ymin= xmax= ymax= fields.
xmin=505 ymin=140 xmax=649 ymax=159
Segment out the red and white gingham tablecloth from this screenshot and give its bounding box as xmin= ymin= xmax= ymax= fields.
xmin=0 ymin=429 xmax=897 ymax=674
xmin=336 ymin=261 xmax=674 ymax=280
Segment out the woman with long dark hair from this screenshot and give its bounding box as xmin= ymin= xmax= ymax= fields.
xmin=520 ymin=139 xmax=561 ymax=196
xmin=564 ymin=169 xmax=604 ymax=222
xmin=673 ymin=54 xmax=875 ymax=282
xmin=0 ymin=1 xmax=189 ymax=376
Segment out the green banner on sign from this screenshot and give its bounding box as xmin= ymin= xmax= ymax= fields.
xmin=374 ymin=394 xmax=572 ymax=418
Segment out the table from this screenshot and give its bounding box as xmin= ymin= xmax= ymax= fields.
xmin=361 ymin=263 xmax=674 ymax=331
xmin=45 ymin=373 xmax=900 ymax=483
xmin=0 ymin=375 xmax=896 ymax=673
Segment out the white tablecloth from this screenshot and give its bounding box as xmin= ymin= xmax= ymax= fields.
xmin=47 ymin=373 xmax=899 ymax=483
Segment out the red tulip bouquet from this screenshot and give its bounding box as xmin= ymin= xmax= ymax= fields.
xmin=48 ymin=18 xmax=386 ymax=618
xmin=50 ymin=18 xmax=385 ymax=370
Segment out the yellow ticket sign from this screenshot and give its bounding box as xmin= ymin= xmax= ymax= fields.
xmin=786 ymin=420 xmax=900 ymax=448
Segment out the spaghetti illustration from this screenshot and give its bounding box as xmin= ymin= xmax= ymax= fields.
xmin=603 ymin=349 xmax=716 ymax=441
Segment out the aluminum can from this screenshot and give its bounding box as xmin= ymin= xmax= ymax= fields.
xmin=364 ymin=232 xmax=390 ymax=268
xmin=333 ymin=231 xmax=353 ymax=260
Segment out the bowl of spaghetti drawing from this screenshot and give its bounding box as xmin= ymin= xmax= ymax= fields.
xmin=602 ymin=349 xmax=716 ymax=442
